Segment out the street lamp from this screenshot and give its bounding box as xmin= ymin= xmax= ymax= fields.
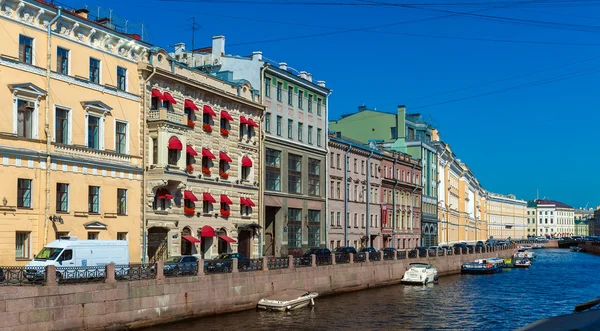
xmin=49 ymin=215 xmax=64 ymax=224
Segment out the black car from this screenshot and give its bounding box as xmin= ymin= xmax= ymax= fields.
xmin=300 ymin=248 xmax=332 ymax=265
xmin=205 ymin=253 xmax=250 ymax=272
xmin=359 ymin=247 xmax=377 ymax=254
xmin=162 ymin=255 xmax=199 ymax=276
xmin=333 ymin=246 xmax=358 ymax=255
xmin=381 ymin=247 xmax=397 ymax=253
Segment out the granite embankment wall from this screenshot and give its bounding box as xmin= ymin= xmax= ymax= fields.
xmin=582 ymin=242 xmax=600 ymax=255
xmin=0 ymin=247 xmax=516 ymax=331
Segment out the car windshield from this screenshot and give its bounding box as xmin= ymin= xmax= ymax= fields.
xmin=305 ymin=248 xmax=319 ymax=255
xmin=165 ymin=256 xmax=182 ymax=263
xmin=35 ymin=247 xmax=63 ymax=261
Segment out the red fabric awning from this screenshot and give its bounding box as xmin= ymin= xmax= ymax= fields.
xmin=200 ymin=225 xmax=216 ymax=237
xmin=220 ymin=110 xmax=234 ymax=121
xmin=218 ymin=235 xmax=236 ymax=243
xmin=151 ymin=88 xmax=165 ymax=100
xmin=182 ymin=235 xmax=201 ymax=244
xmin=239 ymin=116 xmax=248 ymax=124
xmin=240 ymin=197 xmax=249 ymax=206
xmin=247 ymin=118 xmax=259 ymax=128
xmin=163 ymin=92 xmax=177 ymax=104
xmin=184 ymin=190 xmax=198 ymax=202
xmin=219 ymin=151 xmax=232 ymax=163
xmin=184 ymin=99 xmax=199 ymax=111
xmin=202 ymin=148 xmax=216 ymax=159
xmin=242 ymin=156 xmax=253 ymax=167
xmin=203 ymin=105 xmax=216 ymax=117
xmin=186 ymin=145 xmax=198 ymax=156
xmin=168 ymin=137 xmax=182 ymax=150
xmin=245 ymin=198 xmax=256 ymax=207
xmin=202 ymin=192 xmax=216 ymax=203
xmin=158 ymin=192 xmax=173 ymax=199
xmin=220 ymin=194 xmax=233 ymax=205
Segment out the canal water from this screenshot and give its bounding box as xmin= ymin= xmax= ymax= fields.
xmin=147 ymin=249 xmax=600 ymax=330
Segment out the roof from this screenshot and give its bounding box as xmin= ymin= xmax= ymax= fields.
xmin=536 ymin=200 xmax=573 ymax=209
xmin=527 ymin=201 xmax=538 ymax=208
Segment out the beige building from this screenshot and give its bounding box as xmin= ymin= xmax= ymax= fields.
xmin=0 ymin=1 xmax=148 ymax=264
xmin=140 ymin=48 xmax=264 ymax=261
xmin=486 ymin=193 xmax=527 ymax=240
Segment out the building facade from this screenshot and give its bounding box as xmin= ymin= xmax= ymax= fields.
xmin=0 ymin=1 xmax=148 ymax=264
xmin=529 ymin=200 xmax=574 ymax=238
xmin=140 ymin=47 xmax=264 ymax=261
xmin=574 ymin=208 xmax=592 ymax=236
xmin=526 ymin=201 xmax=538 ymax=237
xmin=486 ymin=193 xmax=527 ymax=240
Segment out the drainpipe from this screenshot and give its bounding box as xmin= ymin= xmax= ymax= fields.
xmin=366 ymin=150 xmax=374 ymax=248
xmin=43 ymin=7 xmax=62 ymax=246
xmin=410 ymin=163 xmax=417 ymax=246
xmin=258 ymin=64 xmax=268 ymax=257
xmin=392 ymin=157 xmax=398 ymax=248
xmin=344 ymin=143 xmax=352 ymax=246
xmin=141 ymin=60 xmax=157 ymax=263
xmin=324 ymin=90 xmax=332 ymax=249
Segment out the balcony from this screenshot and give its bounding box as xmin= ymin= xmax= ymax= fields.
xmin=148 ymin=108 xmax=187 ymax=126
xmin=54 ymin=144 xmax=131 ymax=164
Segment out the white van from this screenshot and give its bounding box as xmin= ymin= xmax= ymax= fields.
xmin=25 ymin=236 xmax=129 ymax=281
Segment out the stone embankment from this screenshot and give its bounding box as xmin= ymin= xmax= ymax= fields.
xmin=0 ymin=246 xmax=517 ymax=331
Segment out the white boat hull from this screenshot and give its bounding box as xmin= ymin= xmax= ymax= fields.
xmin=401 ymin=264 xmax=438 ymax=285
xmin=257 ymin=291 xmax=318 ymax=311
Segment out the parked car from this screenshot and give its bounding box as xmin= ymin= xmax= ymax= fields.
xmin=475 ymin=241 xmax=487 ymax=250
xmin=299 ymin=248 xmax=332 ymax=266
xmin=162 ymin=255 xmax=198 ymax=276
xmin=333 ymin=246 xmax=358 ymax=255
xmin=440 ymin=245 xmax=453 ymax=253
xmin=466 ymin=244 xmax=475 ymax=253
xmin=381 ymin=247 xmax=397 ymax=253
xmin=206 ymin=253 xmax=249 ymax=272
xmin=359 ymin=247 xmax=377 ymax=254
xmin=428 ymin=246 xmax=444 ymax=254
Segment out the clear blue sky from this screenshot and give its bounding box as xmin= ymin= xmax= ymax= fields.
xmin=60 ymin=0 xmax=599 ymax=208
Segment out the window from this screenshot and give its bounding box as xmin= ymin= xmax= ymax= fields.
xmin=298 ymin=90 xmax=303 ymax=109
xmin=117 ymin=189 xmax=127 ymax=215
xmin=308 ymin=159 xmax=320 ymax=196
xmin=117 ymin=66 xmax=127 ymax=91
xmin=152 ymin=138 xmax=158 ymax=165
xmin=17 ymin=100 xmax=34 ymax=139
xmin=308 ymin=210 xmax=320 ymax=247
xmin=308 ymin=94 xmax=313 ymax=113
xmin=317 ymin=98 xmax=322 ymax=116
xmin=298 ymin=122 xmax=303 ymax=142
xmin=19 ymin=35 xmax=33 ymax=64
xmin=288 ymin=119 xmax=293 ymax=138
xmin=88 ymin=186 xmax=100 ymax=213
xmin=276 ymin=116 xmax=282 ymax=136
xmin=265 ymin=77 xmax=271 ymax=98
xmin=288 ymin=86 xmax=293 ymax=106
xmin=288 ymin=154 xmax=302 ymax=194
xmin=354 ymin=159 xmax=357 ymax=173
xmin=56 ymin=183 xmax=69 ymax=212
xmin=57 ymin=47 xmax=69 ymax=74
xmin=242 ymin=160 xmax=251 ymax=180
xmin=336 ymin=212 xmax=341 ymax=226
xmin=88 ymin=232 xmax=99 ymax=240
xmin=89 ymin=58 xmax=101 ymax=83
xmin=361 ymin=160 xmax=365 ymax=174
xmin=336 ymin=182 xmax=341 ymax=199
xmin=330 ymin=211 xmax=335 ymax=226
xmin=266 ymin=149 xmax=281 ymax=191
xmin=308 ymin=125 xmax=313 ymax=144
xmin=317 ymin=128 xmax=322 ymax=147
xmin=288 ymin=208 xmax=302 ymax=248
xmin=336 ymin=154 xmax=340 ymax=168
xmin=265 ymin=113 xmax=271 ymax=133
xmin=277 ymin=82 xmax=282 ymax=101
xmin=117 ymin=232 xmax=128 ymax=241
xmin=16 ymin=232 xmax=30 ymax=259
xmin=87 ymin=115 xmax=101 ymax=149
xmin=17 ymin=179 xmax=32 ymax=208
xmin=55 ymin=107 xmax=69 ymax=144
xmin=115 ymin=121 xmax=128 ymax=154
xmin=203 ymin=200 xmax=212 ymax=214
xmin=153 ymin=188 xmax=170 ymax=211
xmin=354 ymin=213 xmax=358 ymax=227
xmin=168 ymin=148 xmax=179 ymax=166
xmin=361 ymin=214 xmax=365 ymax=228
xmin=354 ymin=185 xmax=358 ymax=202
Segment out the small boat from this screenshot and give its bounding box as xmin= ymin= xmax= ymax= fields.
xmin=461 ymin=262 xmax=502 ymax=274
xmin=474 ymin=258 xmax=505 ymax=268
xmin=514 ymin=259 xmax=531 ymax=268
xmin=256 ymin=289 xmax=318 ymax=312
xmin=401 ymin=263 xmax=438 ymax=285
xmin=531 ymin=244 xmax=544 ymax=249
xmin=514 ymin=251 xmax=536 ymax=260
xmin=518 ymin=245 xmax=533 ymax=252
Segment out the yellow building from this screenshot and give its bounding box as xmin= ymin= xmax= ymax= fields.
xmin=0 ymin=1 xmax=148 ymax=264
xmin=486 ymin=193 xmax=527 ymax=240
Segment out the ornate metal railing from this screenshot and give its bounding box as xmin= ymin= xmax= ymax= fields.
xmin=446 ymin=248 xmax=453 ymax=256
xmin=239 ymin=259 xmax=262 ymax=272
xmin=408 ymin=250 xmax=417 ymax=258
xmin=293 ymin=257 xmax=311 ymax=268
xmin=368 ymin=252 xmax=381 ymax=261
xmin=454 ymin=247 xmax=461 ymax=255
xmin=418 ymin=250 xmax=427 ymax=258
xmin=463 ymin=247 xmax=469 ymax=254
xmin=355 ymin=252 xmax=367 ymax=263
xmin=316 ymin=255 xmax=332 ymax=266
xmin=438 ymin=249 xmax=445 ymax=257
xmin=56 ymin=266 xmax=105 ymax=284
xmin=397 ymin=251 xmax=407 ymax=259
xmin=383 ymin=251 xmax=395 ymax=260
xmin=115 ymin=263 xmax=156 ymax=281
xmin=468 ymin=247 xmax=474 ymax=254
xmin=163 ymin=262 xmax=198 ymax=278
xmin=204 ymin=260 xmax=233 ymax=274
xmin=0 ymin=266 xmax=46 ymax=286
xmin=428 ymin=248 xmax=438 ymax=257
xmin=335 ymin=252 xmax=350 ymax=264
xmin=267 ymin=257 xmax=289 ymax=270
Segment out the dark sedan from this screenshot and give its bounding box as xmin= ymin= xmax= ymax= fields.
xmin=163 ymin=255 xmax=199 ymax=276
xmin=333 ymin=246 xmax=358 ymax=255
xmin=205 ymin=253 xmax=249 ymax=272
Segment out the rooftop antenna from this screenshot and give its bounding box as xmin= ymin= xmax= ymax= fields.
xmin=186 ymin=17 xmax=202 ymax=66
xmin=536 ymin=188 xmax=539 ymax=200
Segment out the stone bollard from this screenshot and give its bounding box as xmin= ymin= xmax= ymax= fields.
xmin=331 ymin=253 xmax=336 ymax=265
xmin=262 ymin=256 xmax=269 ymax=271
xmin=197 ymin=259 xmax=205 ymax=276
xmin=379 ymin=251 xmax=384 ymax=261
xmin=311 ymin=254 xmax=316 ymax=267
xmin=393 ymin=251 xmax=398 ymax=260
xmin=288 ymin=255 xmax=294 ymax=269
xmin=365 ymin=252 xmax=370 ymax=262
xmin=156 ymin=261 xmax=164 ymax=280
xmin=105 ymin=263 xmax=116 ymax=283
xmin=232 ymin=258 xmax=239 ymax=273
xmin=45 ymin=265 xmax=57 ymax=286
xmin=349 ymin=253 xmax=354 ymax=264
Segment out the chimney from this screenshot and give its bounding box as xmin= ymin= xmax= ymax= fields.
xmin=279 ymin=62 xmax=287 ymax=70
xmin=252 ymin=51 xmax=262 ymax=61
xmin=299 ymin=71 xmax=308 ymax=80
xmin=212 ymin=35 xmax=225 ymax=64
xmin=358 ymin=105 xmax=367 ymax=112
xmin=317 ymin=80 xmax=326 ymax=87
xmin=174 ymin=42 xmax=186 ymax=55
xmin=75 ymin=8 xmax=89 ymax=19
xmin=397 ymin=105 xmax=406 ymax=139
xmin=306 ymin=73 xmax=313 ymax=82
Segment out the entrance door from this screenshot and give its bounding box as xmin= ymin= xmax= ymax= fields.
xmin=147 ymin=227 xmax=169 ymax=262
xmin=238 ymin=231 xmax=251 ymax=257
xmin=264 ymin=206 xmax=279 ymax=256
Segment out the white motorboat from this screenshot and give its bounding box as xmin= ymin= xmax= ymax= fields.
xmin=514 ymin=251 xmax=535 ymax=260
xmin=401 ymin=263 xmax=438 ymax=285
xmin=474 ymin=258 xmax=505 ymax=268
xmin=256 ymin=289 xmax=318 ymax=312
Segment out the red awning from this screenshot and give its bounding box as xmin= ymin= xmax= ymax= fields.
xmin=184 ymin=190 xmax=198 ymax=202
xmin=186 ymin=145 xmax=198 ymax=156
xmin=247 ymin=118 xmax=259 ymax=128
xmin=168 ymin=137 xmax=182 ymax=150
xmin=200 ymin=225 xmax=216 ymax=237
xmin=219 ymin=151 xmax=232 ymax=163
xmin=242 ymin=156 xmax=253 ymax=167
xmin=202 ymin=192 xmax=216 ymax=203
xmin=163 ymin=92 xmax=177 ymax=104
xmin=220 ymin=194 xmax=233 ymax=205
xmin=184 ymin=99 xmax=199 ymax=111
xmin=218 ymin=235 xmax=236 ymax=243
xmin=202 ymin=148 xmax=216 ymax=159
xmin=221 ymin=110 xmax=234 ymax=121
xmin=151 ymin=88 xmax=165 ymax=100
xmin=203 ymin=105 xmax=216 ymax=117
xmin=239 ymin=116 xmax=248 ymax=124
xmin=158 ymin=192 xmax=173 ymax=199
xmin=240 ymin=197 xmax=248 ymax=206
xmin=245 ymin=198 xmax=256 ymax=207
xmin=182 ymin=235 xmax=201 ymax=244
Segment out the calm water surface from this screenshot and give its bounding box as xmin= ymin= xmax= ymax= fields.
xmin=147 ymin=249 xmax=600 ymax=330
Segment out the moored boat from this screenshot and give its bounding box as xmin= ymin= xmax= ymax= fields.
xmin=461 ymin=262 xmax=502 ymax=274
xmin=514 ymin=251 xmax=536 ymax=260
xmin=256 ymin=289 xmax=318 ymax=312
xmin=401 ymin=263 xmax=438 ymax=285
xmin=474 ymin=258 xmax=505 ymax=268
xmin=514 ymin=259 xmax=531 ymax=268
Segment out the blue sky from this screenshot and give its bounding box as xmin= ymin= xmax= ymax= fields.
xmin=62 ymin=0 xmax=599 ymax=208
